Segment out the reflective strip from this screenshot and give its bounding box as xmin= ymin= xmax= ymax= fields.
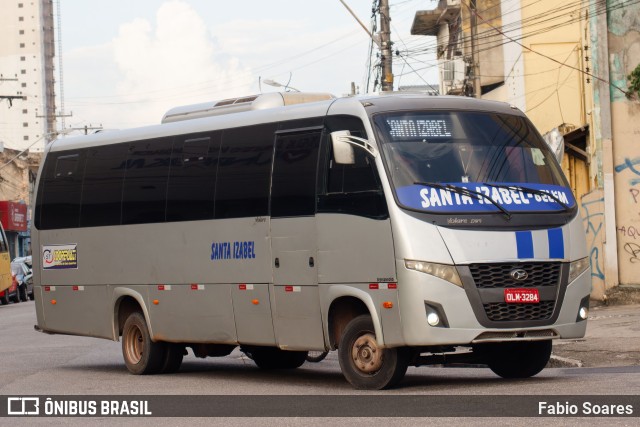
xmin=284 ymin=286 xmax=301 ymax=292
xmin=548 ymin=228 xmax=564 ymax=259
xmin=72 ymin=285 xmax=84 ymax=291
xmin=238 ymin=284 xmax=255 ymax=291
xmin=190 ymin=284 xmax=205 ymax=290
xmin=516 ymin=231 xmax=534 ymax=259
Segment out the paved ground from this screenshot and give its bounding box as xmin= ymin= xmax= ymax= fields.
xmin=550 ymin=302 xmax=640 ymax=368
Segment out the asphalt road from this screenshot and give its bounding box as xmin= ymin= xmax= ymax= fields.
xmin=1 ymin=300 xmax=639 ymax=426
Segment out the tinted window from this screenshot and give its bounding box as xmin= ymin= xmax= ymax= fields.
xmin=80 ymin=144 xmax=128 ymax=227
xmin=38 ymin=152 xmax=85 ymax=229
xmin=166 ymin=133 xmax=220 ymax=222
xmin=121 ymin=138 xmax=173 ymax=225
xmin=271 ymin=129 xmax=321 ymax=217
xmin=318 ymin=116 xmax=387 ymax=219
xmin=0 ymin=227 xmax=7 ymax=252
xmin=215 ymin=124 xmax=275 ymax=219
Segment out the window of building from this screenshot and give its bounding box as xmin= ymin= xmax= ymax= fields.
xmin=21 ymin=83 xmax=26 ymax=88
xmin=19 ymin=43 xmax=25 ymax=48
xmin=23 ymin=122 xmax=28 ymax=127
xmin=18 ymin=16 xmax=24 ymax=21
xmin=21 ymin=69 xmax=26 ymax=74
xmin=19 ymin=30 xmax=24 ymax=35
xmin=22 ymin=109 xmax=27 ymax=114
xmin=18 ymin=3 xmax=24 ymax=7
xmin=20 ymin=56 xmax=25 ymax=61
xmin=23 ymin=136 xmax=29 ymax=141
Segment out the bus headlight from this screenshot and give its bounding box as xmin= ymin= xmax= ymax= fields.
xmin=568 ymin=257 xmax=589 ymax=283
xmin=405 ymin=260 xmax=463 ymax=287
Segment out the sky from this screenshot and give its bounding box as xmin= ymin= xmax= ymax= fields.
xmin=59 ymin=0 xmax=439 ymax=131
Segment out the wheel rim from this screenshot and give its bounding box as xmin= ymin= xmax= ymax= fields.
xmin=124 ymin=325 xmax=144 ymax=365
xmin=351 ymin=332 xmax=383 ymax=374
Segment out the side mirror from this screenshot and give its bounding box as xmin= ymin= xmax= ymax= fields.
xmin=331 ymin=131 xmax=355 ymax=165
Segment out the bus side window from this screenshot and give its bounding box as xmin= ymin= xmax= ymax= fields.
xmin=215 ymin=124 xmax=275 ymax=219
xmin=121 ymin=138 xmax=173 ymax=225
xmin=166 ymin=133 xmax=220 ymax=222
xmin=271 ymin=129 xmax=322 ymax=217
xmin=318 ymin=116 xmax=388 ymax=219
xmin=37 ymin=152 xmax=85 ymax=229
xmin=80 ymin=144 xmax=128 ymax=227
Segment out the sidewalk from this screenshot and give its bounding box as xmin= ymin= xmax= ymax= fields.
xmin=549 ymin=303 xmax=640 ymax=368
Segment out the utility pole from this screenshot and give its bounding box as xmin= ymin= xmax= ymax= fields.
xmin=69 ymin=124 xmax=103 ymax=135
xmin=469 ymin=0 xmax=481 ymax=98
xmin=379 ymin=0 xmax=393 ymax=92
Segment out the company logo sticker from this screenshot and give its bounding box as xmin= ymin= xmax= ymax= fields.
xmin=42 ymin=244 xmax=78 ymax=270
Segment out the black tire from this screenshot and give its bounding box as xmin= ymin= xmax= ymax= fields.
xmin=161 ymin=344 xmax=185 ymax=374
xmin=19 ymin=284 xmax=28 ymax=302
xmin=306 ymin=351 xmax=329 ymax=363
xmin=249 ymin=346 xmax=308 ymax=369
xmin=338 ymin=314 xmax=409 ymax=390
xmin=28 ymin=291 xmax=34 ymax=301
xmin=0 ymin=293 xmax=7 ymax=305
xmin=10 ymin=290 xmax=20 ymax=304
xmin=121 ymin=312 xmax=166 ymax=375
xmin=476 ymin=340 xmax=552 ymax=379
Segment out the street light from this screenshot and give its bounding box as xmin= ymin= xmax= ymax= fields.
xmin=262 ymin=78 xmax=300 ymax=92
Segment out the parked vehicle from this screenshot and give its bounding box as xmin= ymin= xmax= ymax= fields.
xmin=0 ymin=278 xmax=19 ymax=305
xmin=11 ymin=256 xmax=33 ymax=301
xmin=0 ymin=222 xmax=13 ymax=305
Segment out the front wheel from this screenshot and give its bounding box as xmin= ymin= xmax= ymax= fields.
xmin=476 ymin=340 xmax=552 ymax=379
xmin=122 ymin=312 xmax=166 ymax=375
xmin=338 ymin=315 xmax=409 ymax=390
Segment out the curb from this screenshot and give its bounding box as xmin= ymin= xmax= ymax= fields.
xmin=548 ymin=354 xmax=583 ymax=368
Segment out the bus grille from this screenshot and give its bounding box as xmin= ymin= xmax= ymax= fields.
xmin=483 ymin=301 xmax=555 ymax=321
xmin=469 ymin=262 xmax=561 ymax=289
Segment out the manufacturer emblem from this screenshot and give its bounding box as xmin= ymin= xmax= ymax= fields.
xmin=510 ymin=268 xmax=528 ymax=281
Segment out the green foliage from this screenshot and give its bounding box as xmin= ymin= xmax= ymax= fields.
xmin=627 ymin=64 xmax=640 ymax=100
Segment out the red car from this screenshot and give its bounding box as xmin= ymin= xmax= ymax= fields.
xmin=0 ymin=275 xmax=19 ymax=305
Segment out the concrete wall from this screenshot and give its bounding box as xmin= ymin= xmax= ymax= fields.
xmin=607 ymin=3 xmax=640 ymax=286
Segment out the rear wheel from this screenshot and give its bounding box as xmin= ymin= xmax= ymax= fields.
xmin=0 ymin=293 xmax=7 ymax=305
xmin=248 ymin=346 xmax=308 ymax=369
xmin=122 ymin=312 xmax=166 ymax=375
xmin=306 ymin=351 xmax=329 ymax=363
xmin=161 ymin=344 xmax=185 ymax=374
xmin=338 ymin=314 xmax=409 ymax=390
xmin=476 ymin=340 xmax=552 ymax=379
xmin=10 ymin=289 xmax=20 ymax=303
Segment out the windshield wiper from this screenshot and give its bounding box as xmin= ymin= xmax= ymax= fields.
xmin=414 ymin=182 xmax=512 ymax=220
xmin=481 ymin=182 xmax=572 ymax=212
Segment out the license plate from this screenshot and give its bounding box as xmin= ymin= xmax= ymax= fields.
xmin=504 ymin=288 xmax=540 ymax=304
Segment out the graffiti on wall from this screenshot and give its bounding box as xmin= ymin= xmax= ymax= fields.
xmin=614 ymin=157 xmax=640 ymax=186
xmin=581 ymin=190 xmax=605 ymax=292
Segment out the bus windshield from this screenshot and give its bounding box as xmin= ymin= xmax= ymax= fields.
xmin=373 ymin=111 xmax=576 ymax=214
